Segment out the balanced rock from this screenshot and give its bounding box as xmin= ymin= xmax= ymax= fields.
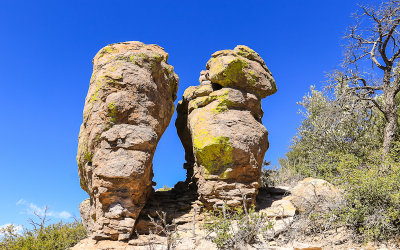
xmin=77 ymin=41 xmax=178 ymax=240
xmin=176 ymin=45 xmax=276 ymax=209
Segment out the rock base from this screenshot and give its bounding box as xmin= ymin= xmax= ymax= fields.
xmin=73 ymin=179 xmax=328 ymax=249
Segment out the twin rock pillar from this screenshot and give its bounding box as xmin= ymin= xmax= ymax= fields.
xmin=77 ymin=42 xmax=276 ymax=240
xmin=176 ymin=45 xmax=277 ymax=209
xmin=77 ymin=42 xmax=178 ymax=240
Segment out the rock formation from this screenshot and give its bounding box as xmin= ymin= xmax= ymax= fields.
xmin=77 ymin=41 xmax=178 ymax=240
xmin=73 ymin=178 xmax=340 ymax=250
xmin=176 ymin=45 xmax=277 ymax=209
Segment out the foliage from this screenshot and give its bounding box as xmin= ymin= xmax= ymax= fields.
xmin=338 ymin=0 xmax=400 ymax=157
xmin=273 ymin=58 xmax=400 ymax=242
xmin=334 ymin=153 xmax=400 ymax=241
xmin=261 ymin=164 xmax=303 ymax=187
xmin=0 ymin=221 xmax=87 ymax=250
xmin=157 ymin=185 xmax=172 ymax=191
xmin=280 ymin=84 xmax=384 ymax=181
xmin=203 ymin=204 xmax=273 ymax=249
xmin=274 ymin=150 xmax=400 ymax=242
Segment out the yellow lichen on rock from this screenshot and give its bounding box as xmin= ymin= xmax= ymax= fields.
xmin=176 ymin=45 xmax=276 ymax=210
xmin=206 ymin=45 xmax=277 ymax=98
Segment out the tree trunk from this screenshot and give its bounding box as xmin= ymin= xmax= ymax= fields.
xmin=382 ymin=90 xmax=398 ymax=158
xmin=383 ymin=111 xmax=398 ymax=156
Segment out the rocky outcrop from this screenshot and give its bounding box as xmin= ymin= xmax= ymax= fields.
xmin=72 ymin=178 xmax=339 ymax=250
xmin=176 ymin=45 xmax=277 ymax=209
xmin=77 ymin=41 xmax=178 ymax=240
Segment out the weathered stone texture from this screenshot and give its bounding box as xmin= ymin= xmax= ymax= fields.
xmin=77 ymin=41 xmax=178 ymax=240
xmin=176 ymin=45 xmax=277 ymax=209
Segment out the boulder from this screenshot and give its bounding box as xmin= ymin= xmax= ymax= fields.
xmin=176 ymin=45 xmax=277 ymax=209
xmin=206 ymin=45 xmax=276 ymax=99
xmin=77 ymin=41 xmax=178 ymax=240
xmin=283 ymin=178 xmax=342 ymax=212
xmin=264 ymin=199 xmax=296 ymax=218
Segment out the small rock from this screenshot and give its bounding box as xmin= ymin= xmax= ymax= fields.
xmin=263 ymin=200 xmax=296 ymax=218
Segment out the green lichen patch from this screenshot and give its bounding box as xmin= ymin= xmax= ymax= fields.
xmin=189 ymin=96 xmax=212 ymax=111
xmin=128 ymin=54 xmax=145 ymax=66
xmin=77 ymin=164 xmax=87 ymax=186
xmin=193 ymin=131 xmax=233 ymax=176
xmin=116 ymin=52 xmax=165 ymax=69
xmin=247 ymin=69 xmax=260 ymax=86
xmin=105 ymin=67 xmax=123 ymax=80
xmin=88 ymin=73 xmax=122 ymax=104
xmin=94 ymin=133 xmax=102 ymax=144
xmin=188 ymin=89 xmax=237 ymax=114
xmin=234 ymin=45 xmax=259 ymax=61
xmin=89 ymin=90 xmax=99 ymax=103
xmin=98 ymin=46 xmax=117 ymax=59
xmin=209 ymin=57 xmax=249 ymax=86
xmin=171 ymin=103 xmax=175 ymax=114
xmin=104 ymin=77 xmax=121 ymax=87
xmin=83 ymin=147 xmax=93 ymax=163
xmin=89 ymin=79 xmax=104 ymax=103
xmin=82 ymin=107 xmax=92 ymax=127
xmin=210 ymin=90 xmax=234 ymax=114
xmin=107 ymin=101 xmax=117 ymax=124
xmin=165 ymin=65 xmax=175 ymax=78
xmin=91 ymin=213 xmax=96 ymax=222
xmin=77 ymin=137 xmax=92 ymax=191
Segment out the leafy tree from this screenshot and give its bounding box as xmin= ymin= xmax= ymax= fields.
xmin=280 ymin=84 xmax=383 ymax=179
xmin=334 ymin=0 xmax=400 ymax=157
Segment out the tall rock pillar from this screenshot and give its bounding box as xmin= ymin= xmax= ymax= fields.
xmin=176 ymin=45 xmax=276 ymax=209
xmin=77 ymin=41 xmax=178 ymax=240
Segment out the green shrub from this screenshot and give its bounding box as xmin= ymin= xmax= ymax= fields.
xmin=203 ymin=204 xmax=273 ymax=249
xmin=278 ymin=85 xmax=385 ymax=183
xmin=0 ymin=221 xmax=87 ymax=250
xmin=267 ymin=148 xmax=400 ymax=242
xmin=334 ymin=153 xmax=400 ymax=241
xmin=261 ymin=164 xmax=304 ymax=187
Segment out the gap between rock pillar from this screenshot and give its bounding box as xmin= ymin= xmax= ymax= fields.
xmin=176 ymin=45 xmax=277 ymax=209
xmin=77 ymin=41 xmax=178 ymax=240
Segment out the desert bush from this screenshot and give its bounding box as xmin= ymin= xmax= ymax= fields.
xmin=279 ymin=85 xmax=384 ymax=182
xmin=266 ymin=144 xmax=400 ymax=242
xmin=203 ymin=203 xmax=273 ymax=249
xmin=334 ymin=153 xmax=400 ymax=241
xmin=0 ymin=221 xmax=86 ymax=250
xmin=261 ymin=165 xmax=304 ymax=187
xmin=147 ymin=211 xmax=179 ymax=250
xmin=283 ymin=151 xmax=400 ymax=242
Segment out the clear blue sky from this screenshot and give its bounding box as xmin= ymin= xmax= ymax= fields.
xmin=0 ymin=0 xmax=380 ymax=230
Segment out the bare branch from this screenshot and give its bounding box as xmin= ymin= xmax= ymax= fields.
xmin=27 ymin=205 xmax=50 ymax=231
xmin=371 ymin=39 xmax=387 ymax=70
xmin=358 ymin=96 xmax=385 ymax=115
xmin=384 ymin=18 xmax=400 ymax=63
xmin=349 ymin=86 xmax=383 ymax=91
